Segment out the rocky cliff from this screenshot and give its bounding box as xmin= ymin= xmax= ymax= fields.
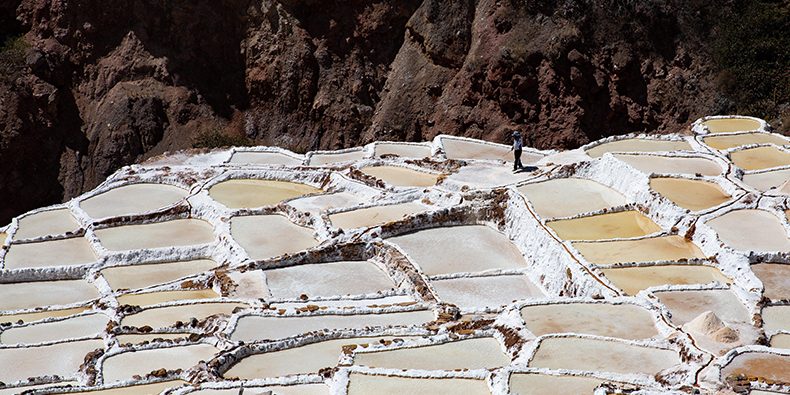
xmin=1 ymin=0 xmax=788 ymax=224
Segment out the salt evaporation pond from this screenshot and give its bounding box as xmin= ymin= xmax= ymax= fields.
xmin=0 ymin=306 xmax=91 ymax=325
xmin=0 ymin=339 xmax=104 ymax=383
xmin=520 ymin=303 xmax=658 ymax=339
xmin=102 ymin=344 xmax=218 ymax=383
xmin=1 ymin=313 xmax=108 ymax=344
xmin=353 ymin=337 xmax=509 ymax=370
xmin=649 ymin=177 xmax=731 ymax=211
xmin=95 ymin=219 xmax=215 ymax=251
xmin=116 ymin=289 xmax=219 ymax=307
xmin=509 ymin=373 xmax=606 ymax=395
xmin=265 ymin=260 xmax=395 ymax=299
xmin=517 ymin=178 xmax=625 ymax=218
xmin=752 ymin=263 xmax=790 ymax=300
xmin=194 ymin=385 xmax=328 ymax=395
xmin=0 ymin=280 xmax=99 ymax=312
xmin=360 ymin=166 xmax=439 ymax=187
xmin=731 ymin=146 xmax=790 ymax=171
xmin=742 ymin=169 xmax=790 ymax=191
xmin=209 ymin=179 xmax=321 ymax=209
xmin=309 ymin=150 xmax=366 ymax=165
xmin=703 ymin=132 xmax=788 ymax=150
xmin=655 ymin=289 xmax=750 ymax=326
xmin=546 ymin=210 xmax=661 ymax=240
xmin=585 ymin=138 xmax=692 ymax=158
xmin=445 ymin=163 xmax=536 ymax=189
xmin=79 ymin=183 xmax=188 ymax=219
xmin=386 ymin=225 xmax=526 ymax=275
xmin=229 ymin=151 xmax=303 ymax=166
xmin=101 ymin=259 xmax=218 ymax=290
xmin=231 ymin=215 xmax=319 ymax=260
xmin=529 ymin=337 xmax=679 ymax=375
xmin=374 ymin=142 xmax=433 ymax=158
xmin=13 ymin=208 xmax=79 ymax=240
xmin=442 ymin=136 xmax=542 ymax=162
xmin=600 ymin=265 xmax=731 ymax=295
xmin=4 ymin=236 xmax=97 ymax=269
xmin=347 ymin=374 xmax=490 ymax=395
xmin=761 ymin=305 xmax=790 ymax=333
xmin=706 ymin=209 xmax=790 ymax=252
xmin=288 ymin=192 xmax=367 ymax=212
xmin=613 ymin=154 xmax=722 ymax=176
xmin=122 ymin=302 xmax=247 ymax=329
xmin=327 ymin=202 xmax=426 ymax=229
xmin=64 ymin=381 xmax=188 ymax=395
xmin=701 ymin=117 xmax=762 ymax=133
xmin=721 ymin=352 xmax=790 ymax=383
xmin=431 ymin=275 xmax=544 ymax=308
xmin=573 ymin=235 xmax=705 ymax=266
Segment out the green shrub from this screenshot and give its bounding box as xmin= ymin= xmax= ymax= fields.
xmin=0 ymin=35 xmax=30 ymax=84
xmin=192 ymin=128 xmax=252 ymax=149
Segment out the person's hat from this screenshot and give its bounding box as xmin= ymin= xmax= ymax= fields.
xmin=512 ymin=130 xmax=520 ymax=137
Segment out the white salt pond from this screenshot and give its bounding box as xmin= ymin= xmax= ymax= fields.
xmin=1 ymin=313 xmax=108 ymax=344
xmin=265 ymin=261 xmax=395 ymax=299
xmin=0 ymin=306 xmax=92 ymax=325
xmin=209 ymin=179 xmax=321 ymax=209
xmin=64 ymin=380 xmax=188 ymax=395
xmin=121 ymin=302 xmax=247 ymax=329
xmin=612 ymin=154 xmax=722 ymax=176
xmin=194 ymin=384 xmax=328 ymax=395
xmin=444 ymin=163 xmax=537 ymax=189
xmin=80 ymin=183 xmax=188 ymax=219
xmin=95 ymin=219 xmax=215 ymax=251
xmin=116 ymin=289 xmax=220 ymax=308
xmin=441 ymin=137 xmax=542 ymax=163
xmin=600 ymin=265 xmax=731 ymax=296
xmin=705 ymin=209 xmax=790 ymax=252
xmin=231 ymin=311 xmax=434 ymax=342
xmin=573 ymin=235 xmax=705 ymax=266
xmin=347 ymin=374 xmax=490 ymax=395
xmin=509 ymin=373 xmax=605 ymax=395
xmin=0 ymin=382 xmax=78 ymax=395
xmin=13 ymin=209 xmax=80 ymax=240
xmin=328 ymin=202 xmax=425 ymax=229
xmin=102 ymin=344 xmax=218 ymax=383
xmin=431 ymin=275 xmax=544 ymax=308
xmin=586 ymin=138 xmax=692 ymax=158
xmin=3 ymin=237 xmax=97 ymax=269
xmin=529 ymin=337 xmax=679 ymax=375
xmin=702 ymin=117 xmax=762 ymax=133
xmin=721 ymin=352 xmax=790 ymax=383
xmin=374 ymin=142 xmax=432 ymax=159
xmin=231 ymin=215 xmax=318 ymax=261
xmin=546 ymin=210 xmax=661 ymax=241
xmin=520 ymin=303 xmax=658 ymax=340
xmin=0 ymin=280 xmax=99 ymax=312
xmin=743 ymin=169 xmax=790 ymax=191
xmin=752 ymin=263 xmax=790 ymax=300
xmin=287 ymin=192 xmax=367 ymax=213
xmin=703 ymin=133 xmax=788 ymax=150
xmin=0 ymin=339 xmax=104 ymax=383
xmin=649 ymin=177 xmax=731 ymax=211
xmin=517 ymin=178 xmax=625 ymax=219
xmin=309 ymin=151 xmax=366 ymax=165
xmin=116 ymin=333 xmax=189 ymax=344
xmin=655 ymin=289 xmax=750 ymax=326
xmin=229 ymin=151 xmax=303 ymax=166
xmin=731 ymin=146 xmax=790 ymax=171
xmin=353 ymin=337 xmax=509 ymax=370
xmin=771 ymin=334 xmax=790 ymax=349
xmin=360 ymin=166 xmax=439 ymax=187
xmin=762 ymin=306 xmax=790 ymax=333
xmin=101 ymin=259 xmax=218 ymax=291
xmin=386 ymin=225 xmax=526 ymax=275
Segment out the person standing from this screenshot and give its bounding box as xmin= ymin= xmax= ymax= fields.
xmin=511 ymin=130 xmax=523 ymax=171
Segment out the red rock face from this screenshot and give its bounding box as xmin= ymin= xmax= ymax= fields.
xmin=0 ymin=0 xmax=741 ymax=224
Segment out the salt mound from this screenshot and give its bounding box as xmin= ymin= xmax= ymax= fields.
xmin=711 ymin=326 xmax=739 ymax=343
xmin=686 ymin=311 xmax=725 ymax=335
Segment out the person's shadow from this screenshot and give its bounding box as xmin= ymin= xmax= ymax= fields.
xmin=514 ymin=166 xmax=538 ymax=173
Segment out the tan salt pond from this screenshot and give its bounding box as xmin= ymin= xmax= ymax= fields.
xmin=231 ymin=310 xmax=434 ymax=341
xmin=288 ymin=192 xmax=367 ymax=213
xmin=517 ymin=178 xmax=625 ymax=219
xmin=102 ymin=344 xmax=218 ymax=383
xmin=65 ymin=380 xmax=188 ymax=395
xmin=702 ymin=118 xmax=762 ymax=133
xmin=115 ymin=333 xmax=189 ymax=344
xmin=0 ymin=280 xmax=99 ymax=312
xmin=0 ymin=339 xmax=104 ymax=383
xmin=3 ymin=237 xmax=97 ymax=269
xmin=442 ymin=137 xmax=542 ymax=163
xmin=703 ymin=133 xmax=788 ymax=150
xmin=193 ymin=385 xmax=328 ymax=395
xmin=347 ymin=374 xmax=490 ymax=395
xmin=600 ymin=265 xmax=731 ymax=295
xmin=229 ymin=151 xmax=303 ymax=166
xmin=386 ymin=225 xmax=526 ymax=275
xmin=101 ymin=259 xmax=218 ymax=291
xmin=265 ymin=261 xmax=395 ymax=299
xmin=95 ymin=219 xmax=215 ymax=251
xmin=1 ymin=313 xmax=108 ymax=344
xmin=586 ymin=139 xmax=692 ymax=158
xmin=122 ymin=302 xmax=247 ymax=329
xmin=731 ymin=146 xmax=790 ymax=171
xmin=353 ymin=337 xmax=509 ymax=370
xmin=649 ymin=178 xmax=731 ymax=211
xmin=231 ymin=215 xmax=318 ymax=260
xmin=529 ymin=337 xmax=678 ymax=375
xmin=509 ymin=373 xmax=605 ymax=395
xmin=547 ymin=211 xmax=661 ymax=241
xmin=0 ymin=382 xmax=79 ymax=395
xmin=720 ymin=352 xmax=790 ymax=383
xmin=655 ymin=290 xmax=750 ymax=326
xmin=771 ymin=334 xmax=790 ymax=349
xmin=328 ymin=202 xmax=425 ymax=229
xmin=360 ymin=166 xmax=439 ymax=187
xmin=80 ymin=183 xmax=188 ymax=219
xmin=762 ymin=306 xmax=790 ymax=333
xmin=752 ymin=263 xmax=790 ymax=300
xmin=520 ymin=303 xmax=658 ymax=340
xmin=431 ymin=275 xmax=544 ymax=308
xmin=0 ymin=306 xmax=91 ymax=325
xmin=209 ymin=179 xmax=321 ymax=209
xmin=613 ymin=154 xmax=722 ymax=176
xmin=116 ymin=289 xmax=220 ymax=308
xmin=309 ymin=150 xmax=366 ymax=165
xmin=743 ymin=169 xmax=790 ymax=191
xmin=374 ymin=142 xmax=433 ymax=159
xmin=706 ymin=209 xmax=790 ymax=252
xmin=13 ymin=209 xmax=80 ymax=240
xmin=573 ymin=235 xmax=705 ymax=266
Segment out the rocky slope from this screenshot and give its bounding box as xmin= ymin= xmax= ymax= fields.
xmin=0 ymin=0 xmax=787 ymax=224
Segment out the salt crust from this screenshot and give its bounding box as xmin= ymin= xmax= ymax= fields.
xmin=0 ymin=122 xmax=789 ymax=394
